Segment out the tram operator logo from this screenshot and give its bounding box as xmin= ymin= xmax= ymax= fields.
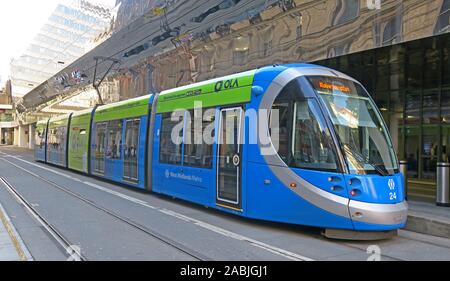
xmin=388 ymin=179 xmax=395 ymax=190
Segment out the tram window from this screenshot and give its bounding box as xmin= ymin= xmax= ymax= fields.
xmin=160 ymin=112 xmax=184 ymax=165
xmin=59 ymin=126 xmax=67 ymax=152
xmin=106 ymin=120 xmax=122 ymax=160
xmin=94 ymin=123 xmax=107 ymax=155
xmin=124 ymin=119 xmax=140 ymax=181
xmin=124 ymin=120 xmax=140 ymax=160
xmin=49 ymin=127 xmax=64 ymax=152
xmin=270 ymin=80 xmax=339 ymax=172
xmin=291 ymin=100 xmax=338 ymax=171
xmin=36 ymin=128 xmax=46 ymax=149
xmin=94 ymin=123 xmax=107 ymax=174
xmin=48 ymin=128 xmax=55 ymax=151
xmin=47 ymin=125 xmax=67 ymax=165
xmin=184 ymin=109 xmax=215 ymax=169
xmin=270 ymin=103 xmax=290 ymax=162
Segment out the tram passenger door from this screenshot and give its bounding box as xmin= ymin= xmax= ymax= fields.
xmin=124 ymin=119 xmax=140 ymax=183
xmin=94 ymin=123 xmax=107 ymax=175
xmin=217 ymin=107 xmax=243 ymax=210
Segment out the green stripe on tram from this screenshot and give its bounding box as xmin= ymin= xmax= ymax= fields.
xmin=70 ymin=109 xmax=92 ymax=127
xmin=94 ymin=95 xmax=151 ymax=123
xmin=157 ymin=71 xmax=256 ymax=113
xmin=48 ymin=115 xmax=70 ymax=129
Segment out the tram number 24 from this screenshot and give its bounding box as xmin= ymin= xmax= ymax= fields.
xmin=389 ymin=192 xmax=397 ymax=201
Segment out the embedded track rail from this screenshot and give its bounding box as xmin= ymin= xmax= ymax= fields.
xmin=0 ymin=160 xmax=210 ymax=261
xmin=0 ymin=177 xmax=87 ymax=261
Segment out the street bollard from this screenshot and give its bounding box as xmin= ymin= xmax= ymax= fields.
xmin=437 ymin=163 xmax=450 ymax=207
xmin=399 ymin=160 xmax=408 ymax=200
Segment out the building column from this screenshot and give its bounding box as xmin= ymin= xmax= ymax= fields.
xmin=28 ymin=124 xmax=35 ymax=150
xmin=390 ymin=113 xmax=400 ymax=154
xmin=18 ymin=125 xmax=29 ymax=148
xmin=13 ymin=127 xmax=19 ymax=146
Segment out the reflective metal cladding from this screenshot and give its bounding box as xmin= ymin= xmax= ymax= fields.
xmin=20 ymin=0 xmax=450 ymax=112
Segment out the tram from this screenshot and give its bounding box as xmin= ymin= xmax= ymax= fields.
xmin=35 ymin=64 xmax=408 ymax=240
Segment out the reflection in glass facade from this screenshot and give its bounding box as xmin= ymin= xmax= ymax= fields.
xmin=10 ymin=0 xmax=113 ymax=97
xmin=19 ymin=0 xmax=450 ymax=190
xmin=318 ymin=33 xmax=450 ymax=183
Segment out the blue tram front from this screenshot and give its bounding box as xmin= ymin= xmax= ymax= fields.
xmin=246 ymin=65 xmax=408 ymax=237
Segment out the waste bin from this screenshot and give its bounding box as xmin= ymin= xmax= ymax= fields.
xmin=437 ymin=162 xmax=450 ymax=207
xmin=399 ymin=160 xmax=408 ymax=200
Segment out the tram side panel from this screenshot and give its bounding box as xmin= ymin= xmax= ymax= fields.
xmin=47 ymin=115 xmax=71 ymax=168
xmin=89 ymin=96 xmax=152 ymax=190
xmin=90 ymin=116 xmax=149 ymax=190
xmin=35 ymin=120 xmax=48 ymax=162
xmin=151 ymin=112 xmax=216 ymax=207
xmin=151 ymin=71 xmax=257 ymax=213
xmin=68 ymin=110 xmax=94 ymax=174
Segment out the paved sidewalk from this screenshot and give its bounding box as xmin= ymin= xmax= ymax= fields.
xmin=406 ymin=200 xmax=450 ymax=239
xmin=0 ymin=203 xmax=32 ymax=261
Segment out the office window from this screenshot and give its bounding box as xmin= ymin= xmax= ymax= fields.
xmin=434 ymin=0 xmax=450 ymax=34
xmin=382 ymin=17 xmax=403 ymax=46
xmin=332 ymin=0 xmax=359 ymax=26
xmin=160 ymin=112 xmax=184 ymax=165
xmin=183 ymin=109 xmax=215 ymax=169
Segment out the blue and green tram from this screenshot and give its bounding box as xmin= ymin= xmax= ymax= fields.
xmin=35 ymin=64 xmax=408 ymax=239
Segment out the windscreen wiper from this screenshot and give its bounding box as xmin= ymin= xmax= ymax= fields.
xmin=343 ymin=146 xmax=390 ymax=176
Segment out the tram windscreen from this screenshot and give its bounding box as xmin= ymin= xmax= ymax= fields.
xmin=308 ymin=76 xmax=399 ymax=175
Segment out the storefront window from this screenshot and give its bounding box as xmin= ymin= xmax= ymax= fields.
xmin=407 ymin=50 xmax=423 ymax=89
xmin=423 ymin=90 xmax=440 ymax=125
xmin=422 ymin=126 xmax=439 ymax=179
xmin=316 ymin=33 xmax=450 ymax=182
xmin=405 ymin=126 xmax=419 ymax=178
xmin=405 ymin=92 xmax=421 ymax=126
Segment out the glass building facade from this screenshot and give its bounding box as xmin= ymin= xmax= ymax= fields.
xmin=10 ymin=0 xmax=113 ymax=97
xmin=317 ymin=33 xmax=450 ymax=186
